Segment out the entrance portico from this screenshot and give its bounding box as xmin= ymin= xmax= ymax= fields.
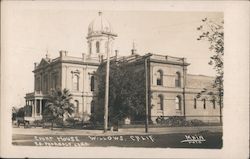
xmin=25 ymin=91 xmax=47 ymax=121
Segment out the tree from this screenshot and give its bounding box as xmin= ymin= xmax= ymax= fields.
xmin=16 ymin=107 xmax=25 ymax=118
xmin=23 ymin=105 xmax=32 ymax=117
xmin=197 ymin=18 xmax=224 ymax=123
xmin=93 ymin=58 xmax=147 ymax=125
xmin=43 ymin=88 xmax=75 ymax=129
xmin=12 ymin=107 xmax=18 ymax=122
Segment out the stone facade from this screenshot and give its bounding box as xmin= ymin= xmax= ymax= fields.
xmin=24 ymin=12 xmax=222 ymax=123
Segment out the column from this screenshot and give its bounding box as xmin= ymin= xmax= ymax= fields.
xmin=31 ymin=100 xmax=35 ymax=117
xmin=40 ymin=100 xmax=42 ymax=116
xmin=34 ymin=99 xmax=37 ymax=117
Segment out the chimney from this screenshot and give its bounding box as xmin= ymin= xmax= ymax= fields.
xmin=131 ymin=41 xmax=136 ymax=55
xmin=131 ymin=49 xmax=136 ymax=55
xmin=59 ymin=50 xmax=68 ymax=57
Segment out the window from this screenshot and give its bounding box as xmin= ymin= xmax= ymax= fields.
xmin=175 ymin=96 xmax=181 ymax=110
xmin=203 ymin=99 xmax=206 ymax=109
xmin=44 ymin=75 xmax=48 ymax=92
xmin=74 ymin=100 xmax=79 ymax=113
xmin=91 ymin=101 xmax=95 ymax=114
xmin=35 ymin=77 xmax=41 ymax=91
xmin=194 ymin=98 xmax=197 ymax=109
xmin=73 ymin=74 xmax=79 ymax=91
xmin=175 ymin=72 xmax=181 ymax=87
xmin=96 ymin=41 xmax=100 ymax=53
xmin=52 ymin=73 xmax=58 ymax=89
xmin=212 ymin=99 xmax=216 ymax=109
xmin=91 ymin=76 xmax=95 ymax=91
xmin=156 ymin=70 xmax=163 ymax=86
xmin=157 ymin=95 xmax=164 ymax=110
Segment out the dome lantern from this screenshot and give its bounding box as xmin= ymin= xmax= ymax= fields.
xmin=86 ymin=12 xmax=117 ymax=59
xmin=87 ymin=12 xmax=113 ymax=37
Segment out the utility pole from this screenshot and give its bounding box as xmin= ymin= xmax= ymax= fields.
xmin=219 ymin=87 xmax=223 ymax=125
xmin=102 ymin=32 xmax=117 ymax=133
xmin=182 ymin=58 xmax=186 ymax=118
xmin=145 ymin=58 xmax=149 ymax=133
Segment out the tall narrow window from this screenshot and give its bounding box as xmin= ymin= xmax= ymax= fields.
xmin=74 ymin=100 xmax=79 ymax=113
xmin=194 ymin=98 xmax=197 ymax=109
xmin=212 ymin=99 xmax=216 ymax=109
xmin=91 ymin=76 xmax=95 ymax=91
xmin=175 ymin=72 xmax=181 ymax=87
xmin=156 ymin=70 xmax=163 ymax=86
xmin=44 ymin=75 xmax=48 ymax=92
xmin=35 ymin=77 xmax=41 ymax=91
xmin=203 ymin=99 xmax=206 ymax=109
xmin=91 ymin=101 xmax=95 ymax=114
xmin=175 ymin=96 xmax=181 ymax=110
xmin=96 ymin=41 xmax=100 ymax=53
xmin=52 ymin=73 xmax=58 ymax=89
xmin=73 ymin=74 xmax=79 ymax=91
xmin=157 ymin=95 xmax=164 ymax=110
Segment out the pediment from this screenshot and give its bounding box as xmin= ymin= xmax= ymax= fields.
xmin=37 ymin=58 xmax=50 ymax=68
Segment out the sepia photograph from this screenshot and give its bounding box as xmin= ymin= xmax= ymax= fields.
xmin=1 ymin=1 xmax=249 ymax=158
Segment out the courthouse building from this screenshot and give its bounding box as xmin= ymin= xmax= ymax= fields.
xmin=25 ymin=12 xmax=222 ymax=123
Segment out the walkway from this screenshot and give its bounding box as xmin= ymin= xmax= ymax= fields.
xmin=13 ymin=126 xmax=222 ymax=136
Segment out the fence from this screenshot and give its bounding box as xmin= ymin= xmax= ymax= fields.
xmin=118 ymin=115 xmax=222 ymax=129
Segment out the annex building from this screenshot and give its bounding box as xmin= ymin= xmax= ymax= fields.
xmin=25 ymin=12 xmax=222 ymax=123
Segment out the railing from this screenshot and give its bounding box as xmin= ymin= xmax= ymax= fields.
xmin=26 ymin=92 xmax=35 ymax=97
xmin=150 ymin=54 xmax=186 ymax=63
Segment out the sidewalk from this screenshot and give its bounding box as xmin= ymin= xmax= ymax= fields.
xmin=12 ymin=126 xmax=222 ymax=136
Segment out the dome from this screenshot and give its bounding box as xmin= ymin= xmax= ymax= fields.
xmin=88 ymin=12 xmax=113 ymax=36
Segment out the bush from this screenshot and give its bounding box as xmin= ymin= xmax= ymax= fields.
xmin=188 ymin=119 xmax=205 ymax=126
xmin=156 ymin=116 xmax=205 ymax=127
xmin=65 ymin=117 xmax=80 ymax=128
xmin=33 ymin=120 xmax=43 ymax=127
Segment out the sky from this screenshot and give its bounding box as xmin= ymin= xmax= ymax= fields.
xmin=1 ymin=2 xmax=223 ymax=108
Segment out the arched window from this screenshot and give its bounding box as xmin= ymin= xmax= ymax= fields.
xmin=203 ymin=99 xmax=206 ymax=109
xmin=156 ymin=70 xmax=163 ymax=86
xmin=157 ymin=95 xmax=164 ymax=110
xmin=194 ymin=98 xmax=197 ymax=109
xmin=90 ymin=76 xmax=95 ymax=91
xmin=175 ymin=96 xmax=181 ymax=110
xmin=96 ymin=41 xmax=100 ymax=53
xmin=74 ymin=100 xmax=79 ymax=113
xmin=91 ymin=101 xmax=95 ymax=114
xmin=73 ymin=74 xmax=79 ymax=91
xmin=212 ymin=99 xmax=216 ymax=109
xmin=175 ymin=72 xmax=181 ymax=87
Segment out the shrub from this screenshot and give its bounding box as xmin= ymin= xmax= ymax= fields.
xmin=156 ymin=116 xmax=205 ymax=127
xmin=33 ymin=120 xmax=43 ymax=127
